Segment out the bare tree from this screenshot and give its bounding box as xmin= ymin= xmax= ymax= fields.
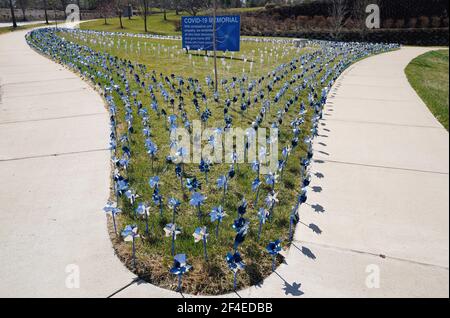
xmin=329 ymin=0 xmax=348 ymax=40
xmin=352 ymin=0 xmax=377 ymax=40
xmin=180 ymin=0 xmax=208 ymax=16
xmin=8 ymin=0 xmax=17 ymax=28
xmin=17 ymin=0 xmax=29 ymax=21
xmin=97 ymin=0 xmax=115 ymax=25
xmin=139 ymin=0 xmax=151 ymax=32
xmin=114 ymin=0 xmax=127 ymax=29
xmin=43 ymin=0 xmax=49 ymax=24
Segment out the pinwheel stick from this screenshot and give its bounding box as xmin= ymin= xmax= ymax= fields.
xmin=258 ymin=220 xmax=263 ymax=241
xmin=197 ymin=205 xmax=202 ymax=220
xmin=289 ymin=218 xmax=293 ymax=242
xmin=112 ymin=213 xmax=118 ymax=236
xmin=255 ymin=187 xmax=260 ymax=205
xmin=132 ymin=236 xmax=136 ymax=269
xmin=272 ymin=254 xmax=276 ymax=272
xmin=177 ymin=274 xmax=183 ymax=292
xmin=145 ymin=212 xmax=149 ymax=236
xmin=203 ymin=236 xmax=208 ymax=261
xmin=233 ymin=271 xmax=238 ymax=291
xmin=216 ymin=219 xmax=221 ymax=237
xmin=171 ymin=232 xmax=176 ymax=256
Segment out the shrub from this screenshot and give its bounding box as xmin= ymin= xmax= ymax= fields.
xmin=407 ymin=17 xmax=417 ymax=29
xmin=394 ymin=19 xmax=405 ymax=28
xmin=431 ymin=16 xmax=442 ymax=28
xmin=383 ymin=18 xmax=394 ymax=29
xmin=443 ymin=17 xmax=449 ymax=27
xmin=418 ymin=16 xmax=430 ymax=28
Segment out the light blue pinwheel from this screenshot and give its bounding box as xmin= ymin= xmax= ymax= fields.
xmin=167 ymin=197 xmax=181 ymax=223
xmin=265 ymin=191 xmax=279 ymax=219
xmin=164 ymin=223 xmax=182 ymax=256
xmin=210 ymin=206 xmax=226 ymax=237
xmin=226 ymin=252 xmax=246 ymax=291
xmin=135 ymin=202 xmax=150 ymax=235
xmin=125 ymin=189 xmax=139 ymax=205
xmin=103 ymin=201 xmax=121 ymax=235
xmin=252 ymin=177 xmax=262 ymax=205
xmin=265 ymin=172 xmax=278 ymax=191
xmin=189 ymin=192 xmax=206 ymax=220
xmin=152 ymin=188 xmax=164 ymax=217
xmin=145 ymin=139 xmax=158 ymax=170
xmin=217 ymin=175 xmax=229 ymax=206
xmin=185 ymin=177 xmax=201 ymax=192
xmin=121 ymin=225 xmax=140 ymax=269
xmin=266 ymin=239 xmax=282 ymax=272
xmin=170 ymin=254 xmax=192 ymax=292
xmin=148 ymin=176 xmax=160 ymax=190
xmin=257 ymin=208 xmax=270 ymax=241
xmin=193 ymin=226 xmax=209 ymax=261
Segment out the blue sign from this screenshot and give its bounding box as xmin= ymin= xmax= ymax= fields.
xmin=182 ymin=15 xmax=241 ymax=52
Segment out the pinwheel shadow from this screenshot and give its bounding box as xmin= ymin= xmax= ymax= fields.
xmin=292 ymin=243 xmax=317 ymax=261
xmin=274 ymin=271 xmax=304 ymax=297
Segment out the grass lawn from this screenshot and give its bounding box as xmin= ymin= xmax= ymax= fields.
xmin=81 ymin=12 xmax=182 ymax=36
xmin=0 ymin=22 xmax=55 ymax=35
xmin=405 ymin=49 xmax=449 ymax=130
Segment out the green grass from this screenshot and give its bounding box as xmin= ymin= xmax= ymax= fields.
xmin=0 ymin=22 xmax=55 ymax=35
xmin=405 ymin=49 xmax=449 ymax=130
xmin=81 ymin=12 xmax=181 ymax=36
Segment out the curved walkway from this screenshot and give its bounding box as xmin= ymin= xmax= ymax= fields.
xmin=0 ymin=29 xmax=175 ymax=298
xmin=0 ymin=30 xmax=448 ymax=298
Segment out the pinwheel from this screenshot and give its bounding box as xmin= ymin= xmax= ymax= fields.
xmin=199 ymin=158 xmax=211 ymax=184
xmin=148 ymin=176 xmax=160 ymax=190
xmin=216 ymin=175 xmax=229 ymax=206
xmin=125 ymin=189 xmax=139 ymax=206
xmin=265 ymin=191 xmax=279 ymax=220
xmin=145 ymin=139 xmax=158 ymax=170
xmin=237 ymin=198 xmax=248 ymax=216
xmin=193 ymin=226 xmax=209 ymax=261
xmin=252 ymin=177 xmax=262 ymax=205
xmin=232 ymin=217 xmax=250 ymax=252
xmin=189 ymin=192 xmax=206 ymax=220
xmin=103 ymin=201 xmax=121 ymax=235
xmin=121 ymin=225 xmax=139 ymax=268
xmin=226 ymin=252 xmax=245 ymax=291
xmin=164 ymin=223 xmax=182 ymax=256
xmin=265 ymin=172 xmax=278 ymax=191
xmin=152 ymin=188 xmax=164 ymax=217
xmin=115 ymin=179 xmax=129 ymax=197
xmin=169 ymin=254 xmax=192 ymax=292
xmin=266 ymin=239 xmax=282 ymax=272
xmin=135 ymin=202 xmax=151 ymax=235
xmin=167 ymin=197 xmax=181 ymax=223
xmin=185 ymin=178 xmax=201 ymax=192
xmin=257 ymin=208 xmax=269 ymax=241
xmin=289 ymin=205 xmax=300 ymax=242
xmin=210 ymin=205 xmax=226 ymax=237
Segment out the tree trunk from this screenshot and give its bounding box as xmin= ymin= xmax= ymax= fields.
xmin=77 ymin=0 xmax=82 ymax=21
xmin=21 ymin=8 xmax=26 ymax=22
xmin=163 ymin=9 xmax=167 ymax=20
xmin=44 ymin=0 xmax=49 ymax=24
xmin=9 ymin=0 xmax=17 ymax=28
xmin=119 ymin=12 xmax=123 ymax=28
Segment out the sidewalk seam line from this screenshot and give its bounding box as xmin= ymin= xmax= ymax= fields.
xmin=0 ymin=148 xmax=110 ymax=162
xmin=0 ymin=112 xmax=107 ymax=125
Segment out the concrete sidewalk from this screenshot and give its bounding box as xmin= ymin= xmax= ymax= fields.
xmin=0 ymin=29 xmax=448 ymax=298
xmin=0 ymin=29 xmax=175 ymax=298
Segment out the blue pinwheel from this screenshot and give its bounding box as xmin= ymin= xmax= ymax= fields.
xmin=237 ymin=198 xmax=247 ymax=216
xmin=265 ymin=172 xmax=278 ymax=191
xmin=125 ymin=189 xmax=139 ymax=205
xmin=146 ymin=139 xmax=158 ymax=170
xmin=168 ymin=197 xmax=181 ymax=223
xmin=135 ymin=202 xmax=150 ymax=235
xmin=199 ymin=158 xmax=211 ymax=184
xmin=265 ymin=191 xmax=279 ymax=220
xmin=257 ymin=208 xmax=270 ymax=241
xmin=252 ymin=177 xmax=262 ymax=204
xmin=148 ymin=176 xmax=160 ymax=190
xmin=193 ymin=226 xmax=209 ymax=261
xmin=266 ymin=239 xmax=282 ymax=272
xmin=210 ymin=206 xmax=226 ymax=237
xmin=121 ymin=225 xmax=140 ymax=269
xmin=189 ymin=192 xmax=206 ymax=220
xmin=170 ymin=254 xmax=192 ymax=292
xmin=103 ymin=201 xmax=121 ymax=235
xmin=226 ymin=252 xmax=245 ymax=291
xmin=152 ymin=188 xmax=164 ymax=217
xmin=164 ymin=223 xmax=182 ymax=256
xmin=232 ymin=217 xmax=250 ymax=252
xmin=217 ymin=175 xmax=229 ymax=206
xmin=185 ymin=177 xmax=201 ymax=192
